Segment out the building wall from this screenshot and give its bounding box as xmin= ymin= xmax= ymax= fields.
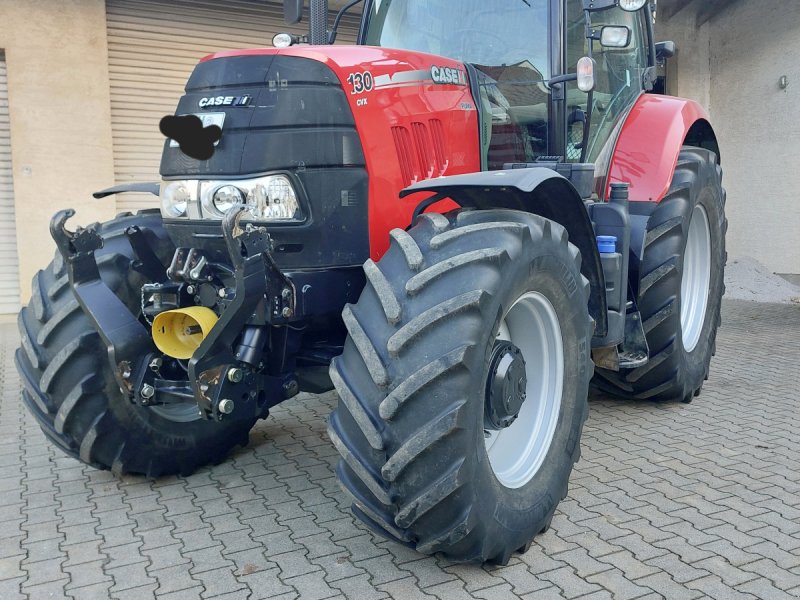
xmin=708 ymin=1 xmax=799 ymax=275
xmin=654 ymin=7 xmax=711 ymax=111
xmin=657 ymin=0 xmax=800 ymax=274
xmin=0 ymin=0 xmax=117 ymax=302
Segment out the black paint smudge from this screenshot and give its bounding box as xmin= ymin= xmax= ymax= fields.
xmin=159 ymin=114 xmax=222 ymax=161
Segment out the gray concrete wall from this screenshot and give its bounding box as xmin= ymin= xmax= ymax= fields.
xmin=657 ymin=0 xmax=800 ymax=274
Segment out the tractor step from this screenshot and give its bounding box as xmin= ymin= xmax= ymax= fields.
xmin=592 ymin=311 xmax=649 ymax=371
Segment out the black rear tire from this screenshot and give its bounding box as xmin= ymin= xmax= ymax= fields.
xmin=15 ymin=211 xmax=257 ymax=477
xmin=329 ymin=210 xmax=593 ymax=564
xmin=594 ymin=146 xmax=727 ymax=401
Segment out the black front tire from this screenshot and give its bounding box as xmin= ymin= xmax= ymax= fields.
xmin=594 ymin=146 xmax=727 ymax=401
xmin=329 ymin=210 xmax=593 ymax=563
xmin=15 ymin=212 xmax=257 ymax=477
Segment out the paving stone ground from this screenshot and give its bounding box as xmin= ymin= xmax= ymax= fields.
xmin=1 ymin=299 xmax=799 ymax=599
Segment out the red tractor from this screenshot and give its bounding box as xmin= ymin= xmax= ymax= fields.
xmin=16 ymin=0 xmax=726 ymax=563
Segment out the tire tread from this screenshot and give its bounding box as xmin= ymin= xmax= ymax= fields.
xmin=15 ymin=212 xmax=255 ymax=477
xmin=595 ymin=146 xmax=726 ymax=401
xmin=331 ymin=210 xmax=593 ymax=563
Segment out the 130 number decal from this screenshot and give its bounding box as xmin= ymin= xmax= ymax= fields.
xmin=347 ymin=71 xmax=374 ymax=95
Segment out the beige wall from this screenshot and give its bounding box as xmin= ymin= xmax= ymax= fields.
xmin=657 ymin=0 xmax=800 ymax=274
xmin=0 ymin=0 xmax=116 ymax=302
xmin=655 ymin=7 xmax=711 ymax=111
xmin=708 ymin=1 xmax=800 ymax=275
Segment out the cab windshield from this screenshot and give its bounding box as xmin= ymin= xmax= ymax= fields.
xmin=364 ymin=0 xmax=550 ymax=76
xmin=365 ymin=0 xmax=552 ymax=169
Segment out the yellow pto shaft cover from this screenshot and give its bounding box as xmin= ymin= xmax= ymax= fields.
xmin=152 ymin=307 xmax=219 ymax=359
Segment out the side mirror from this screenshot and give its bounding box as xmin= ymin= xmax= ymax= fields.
xmin=599 ymin=26 xmax=631 ymax=48
xmin=655 ymin=41 xmax=676 ymax=61
xmin=284 ymin=0 xmax=304 ymax=25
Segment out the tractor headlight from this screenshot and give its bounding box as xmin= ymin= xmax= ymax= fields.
xmin=200 ymin=175 xmax=302 ymax=221
xmin=160 ymin=181 xmax=192 ymax=218
xmin=212 ymin=185 xmax=246 ymax=214
xmin=247 ymin=177 xmax=300 ymax=220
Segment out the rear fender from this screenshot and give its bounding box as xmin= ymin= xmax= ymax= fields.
xmin=607 ymin=94 xmax=719 ymax=202
xmin=400 ymin=168 xmax=607 ymax=337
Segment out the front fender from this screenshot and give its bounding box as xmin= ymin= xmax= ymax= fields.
xmin=607 ymin=94 xmax=717 ymax=202
xmin=400 ymin=168 xmax=607 ymax=337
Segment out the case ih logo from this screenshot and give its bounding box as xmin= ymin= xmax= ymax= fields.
xmin=430 ymin=65 xmax=467 ymax=86
xmin=198 ymin=95 xmax=251 ymax=108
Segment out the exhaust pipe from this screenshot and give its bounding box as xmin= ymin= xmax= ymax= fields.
xmin=309 ymin=0 xmax=329 ymax=45
xmin=152 ymin=307 xmax=219 ymax=359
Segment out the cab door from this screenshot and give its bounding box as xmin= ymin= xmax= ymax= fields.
xmin=564 ymin=1 xmax=651 ymax=164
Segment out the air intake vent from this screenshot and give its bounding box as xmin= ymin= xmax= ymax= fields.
xmin=411 ymin=122 xmax=435 ymax=180
xmin=391 ymin=125 xmax=418 ymax=186
xmin=428 ymin=119 xmax=449 ymax=175
xmin=392 ymin=121 xmax=450 ymax=187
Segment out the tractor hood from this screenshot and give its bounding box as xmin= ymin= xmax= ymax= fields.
xmin=160 ymin=50 xmax=363 ymax=177
xmin=160 ymin=46 xmax=478 ymax=180
xmin=161 ymin=46 xmax=481 ymax=261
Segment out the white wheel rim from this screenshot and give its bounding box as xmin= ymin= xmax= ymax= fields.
xmin=680 ymin=204 xmax=711 ymax=352
xmin=485 ymin=292 xmax=564 ymax=489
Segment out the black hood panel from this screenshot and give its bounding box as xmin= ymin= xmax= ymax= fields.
xmin=160 ymin=55 xmax=363 ymax=177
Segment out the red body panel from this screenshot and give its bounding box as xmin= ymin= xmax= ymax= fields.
xmin=205 ymin=46 xmax=481 ymax=260
xmin=606 ymin=94 xmax=711 ymax=202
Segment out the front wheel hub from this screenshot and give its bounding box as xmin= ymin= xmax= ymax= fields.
xmin=485 ymin=341 xmax=527 ymax=430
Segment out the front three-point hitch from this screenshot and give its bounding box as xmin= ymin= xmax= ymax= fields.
xmin=50 ymin=207 xmax=298 ymax=422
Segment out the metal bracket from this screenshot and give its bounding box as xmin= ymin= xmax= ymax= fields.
xmin=618 ymin=311 xmax=649 ymax=369
xmin=50 ymin=210 xmax=155 ymax=396
xmin=222 ymin=207 xmax=297 ymax=321
xmin=168 ymin=248 xmax=213 ymax=283
xmin=592 ymin=310 xmax=649 ymax=371
xmin=126 ymin=225 xmax=169 ymax=282
xmin=187 ymin=206 xmax=297 ymax=418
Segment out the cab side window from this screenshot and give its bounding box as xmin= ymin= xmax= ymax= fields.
xmin=565 ymin=2 xmax=649 ymax=162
